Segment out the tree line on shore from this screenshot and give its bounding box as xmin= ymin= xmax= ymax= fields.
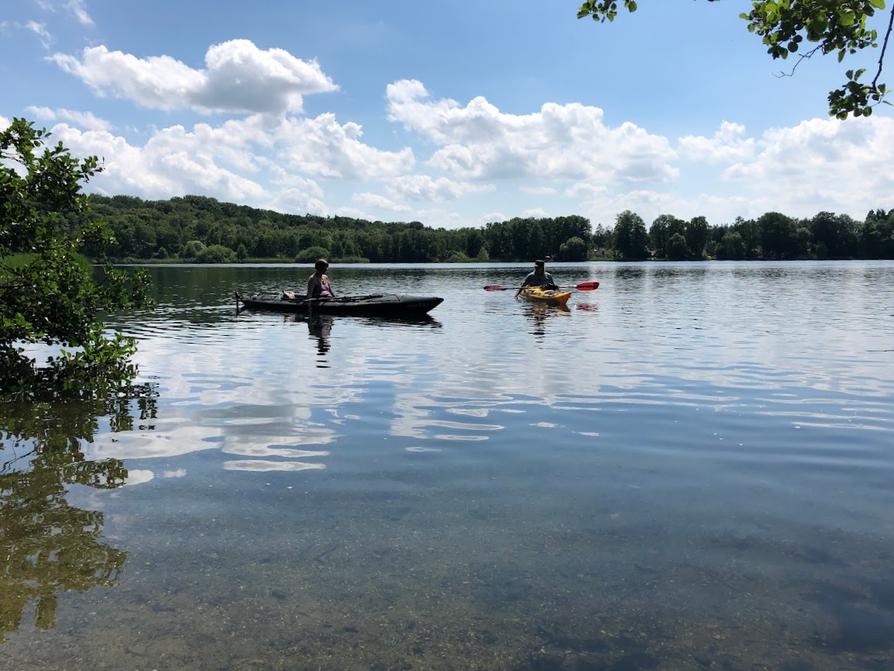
xmin=86 ymin=194 xmax=894 ymax=263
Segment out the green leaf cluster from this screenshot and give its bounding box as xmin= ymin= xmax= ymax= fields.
xmin=1 ymin=118 xmax=152 ymax=400
xmin=577 ymin=0 xmax=640 ymax=22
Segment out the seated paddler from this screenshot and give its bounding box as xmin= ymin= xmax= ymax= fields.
xmin=516 ymin=259 xmax=557 ymax=297
xmin=306 ymin=258 xmax=336 ymax=299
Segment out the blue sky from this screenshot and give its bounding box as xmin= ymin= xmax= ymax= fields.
xmin=2 ymin=0 xmax=892 ymax=228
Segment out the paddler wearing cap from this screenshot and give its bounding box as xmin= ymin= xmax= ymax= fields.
xmin=515 ymin=259 xmax=558 ymax=298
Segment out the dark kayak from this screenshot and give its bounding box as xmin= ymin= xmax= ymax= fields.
xmin=237 ymin=293 xmax=443 ymax=316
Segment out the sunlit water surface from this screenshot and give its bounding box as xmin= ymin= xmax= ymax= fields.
xmin=2 ymin=261 xmax=893 ymax=670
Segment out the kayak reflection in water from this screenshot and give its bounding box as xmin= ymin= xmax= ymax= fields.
xmin=515 ymin=259 xmax=557 ymax=298
xmin=308 ymin=315 xmax=333 ymax=358
xmin=306 ymin=258 xmax=336 ymax=298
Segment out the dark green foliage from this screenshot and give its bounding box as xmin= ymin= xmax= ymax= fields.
xmin=444 ymin=250 xmax=472 ymax=263
xmin=592 ymin=224 xmax=612 ymax=250
xmin=612 ymin=210 xmax=650 ymax=260
xmin=88 ymin=196 xmax=594 ymax=264
xmin=758 ymin=211 xmax=805 ymax=259
xmin=717 ymin=230 xmax=748 ymax=260
xmin=861 ymin=207 xmax=894 ymax=256
xmin=666 ymin=232 xmax=690 ymax=261
xmin=77 ymin=191 xmax=894 ymax=263
xmin=1 ymin=118 xmax=151 ymax=400
xmin=195 ymin=244 xmax=236 ymax=264
xmin=577 ymin=0 xmax=893 ymax=118
xmin=295 ymin=246 xmax=331 ymax=263
xmin=685 ymin=216 xmax=709 ymax=259
xmin=558 ymin=236 xmax=589 ymax=261
xmin=811 ymin=211 xmax=859 ymax=257
xmin=649 ymin=214 xmax=686 ymax=258
xmin=180 ymin=240 xmax=206 ymax=259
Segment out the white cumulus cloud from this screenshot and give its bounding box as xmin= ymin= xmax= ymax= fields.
xmin=273 ymin=113 xmax=414 ymax=179
xmin=480 ymin=211 xmax=507 ymax=224
xmin=719 ymin=116 xmax=894 ymax=217
xmin=50 ymin=40 xmax=338 ymax=114
xmin=387 ymin=174 xmax=494 ymax=202
xmin=37 ymin=110 xmax=416 ymax=214
xmin=353 ymin=192 xmax=411 ymax=212
xmin=679 ymin=121 xmax=756 ymax=162
xmin=25 ymin=106 xmax=111 ymax=131
xmin=572 ymin=116 xmax=894 ymax=224
xmin=386 ymin=79 xmax=677 ymax=184
xmin=269 ymin=184 xmax=328 ymax=215
xmin=51 ymin=123 xmax=270 ymax=204
xmin=520 ymin=186 xmax=557 ymax=195
xmin=521 ymin=208 xmax=549 ymax=218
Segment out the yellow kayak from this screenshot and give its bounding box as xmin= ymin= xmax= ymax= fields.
xmin=518 ymin=286 xmax=572 ymax=307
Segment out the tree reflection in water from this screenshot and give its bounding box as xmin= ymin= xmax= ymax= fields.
xmin=0 ymin=384 xmax=157 ymax=640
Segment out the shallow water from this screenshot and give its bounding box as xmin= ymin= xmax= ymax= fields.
xmin=2 ymin=261 xmax=894 ymax=670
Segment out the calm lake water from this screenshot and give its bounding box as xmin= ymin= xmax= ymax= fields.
xmin=2 ymin=261 xmax=894 ymax=670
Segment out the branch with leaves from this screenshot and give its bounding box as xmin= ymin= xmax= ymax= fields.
xmin=1 ymin=118 xmax=152 ymax=400
xmin=577 ymin=0 xmax=892 ymax=118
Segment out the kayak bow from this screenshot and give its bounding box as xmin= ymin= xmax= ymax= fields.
xmin=517 ymin=286 xmax=572 ymax=307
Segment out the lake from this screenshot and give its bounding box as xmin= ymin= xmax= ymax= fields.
xmin=2 ymin=261 xmax=893 ymax=670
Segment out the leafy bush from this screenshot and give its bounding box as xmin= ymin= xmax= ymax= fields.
xmin=445 ymin=250 xmax=472 ymax=263
xmin=331 ymin=256 xmax=369 ymax=264
xmin=717 ymin=231 xmax=746 ymax=260
xmin=295 ymin=246 xmax=330 ymax=263
xmin=195 ymin=244 xmax=236 ymax=264
xmin=181 ymin=240 xmax=206 ymax=259
xmin=558 ymin=236 xmax=588 ymax=261
xmin=666 ymin=233 xmax=689 ymax=261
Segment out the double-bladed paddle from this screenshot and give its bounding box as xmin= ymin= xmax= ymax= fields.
xmin=482 ymin=281 xmax=600 ymax=292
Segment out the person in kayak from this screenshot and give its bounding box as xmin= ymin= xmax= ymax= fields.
xmin=306 ymin=258 xmax=336 ymax=298
xmin=515 ymin=259 xmax=557 ymax=297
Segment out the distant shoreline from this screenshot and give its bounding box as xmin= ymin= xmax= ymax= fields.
xmin=88 ymin=194 xmax=893 ymax=264
xmin=108 ymin=256 xmax=617 ymax=265
xmin=106 ymin=256 xmax=886 ymax=265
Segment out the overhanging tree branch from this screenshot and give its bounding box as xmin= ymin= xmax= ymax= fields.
xmin=776 ymin=44 xmax=824 ymax=78
xmin=872 ymin=5 xmax=894 ymax=88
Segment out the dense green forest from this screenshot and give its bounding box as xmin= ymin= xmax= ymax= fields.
xmin=85 ymin=194 xmax=894 ymax=263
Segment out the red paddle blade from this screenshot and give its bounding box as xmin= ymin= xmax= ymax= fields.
xmin=575 ymin=281 xmax=600 ymax=291
xmin=483 ymin=285 xmax=510 ymax=291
